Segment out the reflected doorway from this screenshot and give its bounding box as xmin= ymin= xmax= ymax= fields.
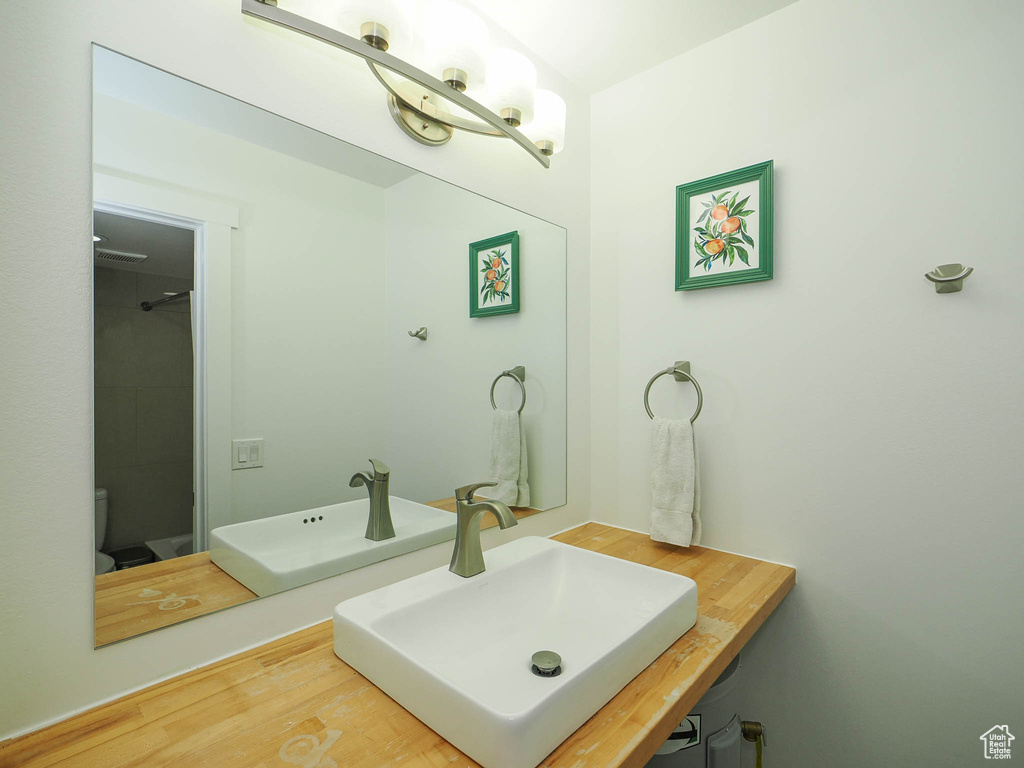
xmin=93 ymin=209 xmax=198 ymax=573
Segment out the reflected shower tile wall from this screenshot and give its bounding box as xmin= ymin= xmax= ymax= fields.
xmin=94 ymin=304 xmax=138 ymax=387
xmin=94 ymin=387 xmax=137 ymax=469
xmin=94 ymin=266 xmax=137 ymax=308
xmin=94 ymin=266 xmax=194 ymax=549
xmin=94 ymin=465 xmax=139 ymax=549
xmin=133 ymin=461 xmax=194 ymax=542
xmin=137 ymin=387 xmax=193 ymax=465
xmin=131 ymin=310 xmax=188 ymax=387
xmin=95 ymin=461 xmax=194 ymax=549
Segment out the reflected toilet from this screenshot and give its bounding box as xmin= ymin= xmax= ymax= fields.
xmin=95 ymin=488 xmax=115 ymax=574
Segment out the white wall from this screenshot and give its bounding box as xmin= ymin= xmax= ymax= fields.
xmin=0 ymin=0 xmax=590 ymax=738
xmin=95 ymin=93 xmax=391 ymax=528
xmin=383 ymin=174 xmax=567 ymax=508
xmin=590 ymin=0 xmax=1024 ymax=763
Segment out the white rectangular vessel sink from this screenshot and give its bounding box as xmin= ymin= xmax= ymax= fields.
xmin=333 ymin=536 xmax=698 ymax=768
xmin=210 ymin=497 xmax=455 ymax=597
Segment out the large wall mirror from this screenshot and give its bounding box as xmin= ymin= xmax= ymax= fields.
xmin=92 ymin=47 xmax=567 ymax=647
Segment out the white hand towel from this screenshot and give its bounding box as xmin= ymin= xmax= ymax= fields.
xmin=649 ymin=417 xmax=701 ymax=547
xmin=490 ymin=409 xmax=531 ymax=507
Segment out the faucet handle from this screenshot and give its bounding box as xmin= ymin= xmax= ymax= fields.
xmin=368 ymin=459 xmax=390 ymax=480
xmin=455 ymin=481 xmax=497 ymax=502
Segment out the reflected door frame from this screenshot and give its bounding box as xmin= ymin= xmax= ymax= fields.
xmin=94 ymin=172 xmax=237 ymax=552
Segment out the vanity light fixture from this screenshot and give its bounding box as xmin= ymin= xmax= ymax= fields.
xmin=240 ymin=0 xmax=566 ymax=167
xmin=486 ymin=48 xmax=536 ymax=127
xmin=423 ymin=0 xmax=489 ymax=94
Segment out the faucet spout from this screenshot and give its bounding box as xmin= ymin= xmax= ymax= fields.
xmin=349 ymin=471 xmax=373 ymax=488
xmin=449 ymin=482 xmax=518 ymax=578
xmin=349 ymin=459 xmax=395 ymax=541
xmin=472 ymin=499 xmax=518 ymax=529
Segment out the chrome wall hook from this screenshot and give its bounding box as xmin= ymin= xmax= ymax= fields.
xmin=408 ymin=327 xmax=428 ymax=340
xmin=925 ymin=263 xmax=973 ymax=294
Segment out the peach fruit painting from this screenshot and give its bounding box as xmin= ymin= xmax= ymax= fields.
xmin=479 ymin=248 xmax=511 ymax=305
xmin=693 ymin=190 xmax=755 ymax=272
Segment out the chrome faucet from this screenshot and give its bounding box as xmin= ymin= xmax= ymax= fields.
xmin=349 ymin=459 xmax=396 ymax=541
xmin=449 ymin=482 xmax=518 ymax=578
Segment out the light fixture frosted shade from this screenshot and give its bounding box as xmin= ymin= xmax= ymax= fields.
xmin=424 ymin=1 xmax=489 ymax=90
xmin=487 ymin=48 xmax=536 ymax=125
xmin=524 ymin=89 xmax=566 ymax=154
xmin=337 ymin=0 xmax=417 ymax=58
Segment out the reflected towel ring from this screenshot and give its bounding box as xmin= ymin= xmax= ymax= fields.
xmin=644 ymin=362 xmax=703 ymax=422
xmin=490 ymin=366 xmax=527 ymax=414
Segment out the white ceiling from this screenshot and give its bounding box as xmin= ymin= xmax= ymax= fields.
xmin=463 ymin=0 xmax=799 ymax=94
xmin=93 ymin=211 xmax=195 ymax=279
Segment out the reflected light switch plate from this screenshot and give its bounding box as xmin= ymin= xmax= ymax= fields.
xmin=232 ymin=438 xmax=265 ymax=470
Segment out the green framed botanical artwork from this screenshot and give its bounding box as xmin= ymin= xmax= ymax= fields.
xmin=676 ymin=160 xmax=773 ymax=290
xmin=469 ymin=230 xmax=520 ymax=317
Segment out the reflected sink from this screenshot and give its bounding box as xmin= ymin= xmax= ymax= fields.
xmin=210 ymin=497 xmax=455 ymax=597
xmin=333 ymin=536 xmax=698 ymax=768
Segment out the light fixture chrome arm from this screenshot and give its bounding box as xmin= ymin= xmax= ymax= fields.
xmin=240 ymin=0 xmax=551 ymax=168
xmin=364 ymin=62 xmax=504 ymax=138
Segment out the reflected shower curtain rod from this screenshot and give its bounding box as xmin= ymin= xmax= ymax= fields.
xmin=140 ymin=291 xmax=189 ymax=312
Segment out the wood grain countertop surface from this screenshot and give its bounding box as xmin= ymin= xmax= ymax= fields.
xmin=94 ymin=501 xmax=540 ymax=646
xmin=13 ymin=522 xmax=795 ymax=768
xmin=94 ymin=551 xmax=259 ymax=647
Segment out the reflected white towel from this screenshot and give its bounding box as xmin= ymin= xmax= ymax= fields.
xmin=490 ymin=409 xmax=530 ymax=507
xmin=649 ymin=417 xmax=701 ymax=547
xmin=516 ymin=416 xmax=530 ymax=507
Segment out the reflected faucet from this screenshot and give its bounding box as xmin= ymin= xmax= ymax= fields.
xmin=349 ymin=459 xmax=396 ymax=541
xmin=449 ymin=482 xmax=518 ymax=578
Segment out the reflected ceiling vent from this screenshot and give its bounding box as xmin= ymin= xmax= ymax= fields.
xmin=95 ymin=249 xmax=148 ymax=265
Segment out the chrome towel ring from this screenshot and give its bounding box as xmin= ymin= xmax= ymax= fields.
xmin=490 ymin=365 xmax=526 ymax=414
xmin=644 ymin=361 xmax=703 ymax=422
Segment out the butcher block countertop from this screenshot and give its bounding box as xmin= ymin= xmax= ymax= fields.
xmin=7 ymin=523 xmax=795 ymax=768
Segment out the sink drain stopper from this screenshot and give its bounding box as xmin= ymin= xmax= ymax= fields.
xmin=531 ymin=650 xmax=562 ymax=677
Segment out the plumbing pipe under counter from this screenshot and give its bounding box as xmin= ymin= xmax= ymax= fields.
xmin=3 ymin=524 xmax=795 ymax=768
